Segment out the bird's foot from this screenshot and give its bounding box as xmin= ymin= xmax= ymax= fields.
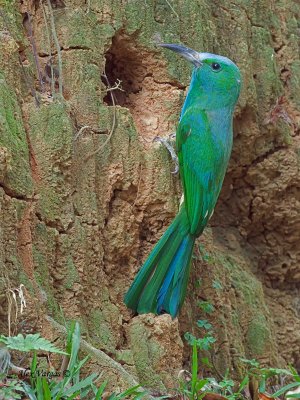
xmin=153 ymin=134 xmax=179 ymax=174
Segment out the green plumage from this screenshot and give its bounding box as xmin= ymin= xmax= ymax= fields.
xmin=124 ymin=44 xmax=241 ymax=318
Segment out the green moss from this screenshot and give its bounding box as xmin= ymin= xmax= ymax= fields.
xmin=129 ymin=320 xmax=166 ymax=390
xmin=246 ymin=314 xmax=271 ymax=355
xmin=18 ymin=269 xmax=35 ymax=294
xmin=31 ymin=223 xmax=61 ymax=319
xmin=275 ymin=120 xmax=292 ymax=146
xmin=0 ymin=74 xmax=33 ymax=196
xmin=32 ymin=248 xmax=51 ymax=288
xmin=28 ymin=101 xmax=73 ymax=221
xmin=38 ymin=187 xmax=63 ymax=222
xmin=251 ymin=27 xmax=283 ymax=116
xmin=290 ymin=61 xmax=300 ymax=107
xmin=64 ymin=256 xmax=78 ymax=290
xmin=223 ymin=255 xmax=264 ymax=307
xmin=116 ymin=349 xmax=134 ymax=365
xmin=61 ymin=10 xmax=114 ymax=50
xmin=2 ymin=254 xmax=24 ymax=284
xmin=87 ymin=309 xmax=116 ymax=353
xmin=219 ymin=254 xmax=275 ymax=358
xmin=0 ymin=1 xmax=24 ymax=44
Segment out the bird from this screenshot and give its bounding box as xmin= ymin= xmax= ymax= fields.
xmin=124 ymin=43 xmax=241 ymax=318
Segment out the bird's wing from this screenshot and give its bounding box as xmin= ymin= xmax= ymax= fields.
xmin=176 ymin=107 xmax=224 ymax=236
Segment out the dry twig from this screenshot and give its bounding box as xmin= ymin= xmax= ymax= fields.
xmin=46 ymin=0 xmax=63 ymax=97
xmin=74 ymin=125 xmax=91 ymax=142
xmin=40 ymin=0 xmax=55 ymax=96
xmin=83 ymin=73 xmax=117 ymax=161
xmin=6 ymin=284 xmax=26 ymax=336
xmin=165 ymin=0 xmax=179 ymax=20
xmin=24 ymin=12 xmax=45 ymax=92
xmin=106 ymin=79 xmax=124 ymax=92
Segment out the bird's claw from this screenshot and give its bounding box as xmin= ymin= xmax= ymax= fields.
xmin=171 ymin=163 xmax=179 ymax=174
xmin=153 ymin=135 xmax=179 ymax=174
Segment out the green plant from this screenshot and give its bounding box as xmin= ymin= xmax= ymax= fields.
xmin=272 ymin=367 xmax=300 ymax=398
xmin=0 ymin=376 xmax=25 ymax=399
xmin=196 ymin=320 xmax=212 ymax=330
xmin=182 ymin=302 xmax=300 ymax=400
xmin=198 ymin=244 xmax=215 ymax=264
xmin=212 ymin=280 xmax=223 ymax=290
xmin=0 ymin=333 xmax=66 ymax=354
xmin=205 ymin=372 xmax=249 ymax=400
xmin=0 ymin=323 xmax=147 ymax=399
xmin=92 ymin=381 xmax=146 ymax=400
xmin=185 ymin=332 xmax=216 ymax=352
xmin=198 ymin=301 xmax=215 ymax=314
xmin=240 ymin=358 xmax=293 ymax=394
xmin=177 ymin=342 xmax=209 ymax=400
xmin=31 ymin=322 xmax=105 ymax=398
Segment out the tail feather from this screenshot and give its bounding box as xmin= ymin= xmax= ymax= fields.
xmin=124 ymin=206 xmax=195 ymax=318
xmin=160 ymin=235 xmax=195 ymax=316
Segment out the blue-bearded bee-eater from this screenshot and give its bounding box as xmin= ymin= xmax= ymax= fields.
xmin=124 ymin=44 xmax=241 ymax=318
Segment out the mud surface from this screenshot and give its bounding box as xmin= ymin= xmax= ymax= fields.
xmin=0 ymin=0 xmax=299 ymax=391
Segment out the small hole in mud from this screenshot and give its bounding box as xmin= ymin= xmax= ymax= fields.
xmin=102 ymin=31 xmax=183 ymax=143
xmin=102 ymin=33 xmax=147 ymax=107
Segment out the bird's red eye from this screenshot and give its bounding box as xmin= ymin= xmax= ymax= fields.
xmin=211 ymin=62 xmax=221 ymax=71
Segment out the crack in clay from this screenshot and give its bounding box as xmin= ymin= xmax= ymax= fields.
xmin=0 ymin=182 xmax=33 ymax=201
xmin=247 ymin=145 xmax=288 ymax=168
xmin=38 ymin=46 xmax=91 ymax=58
xmin=35 ymin=211 xmax=75 ymax=234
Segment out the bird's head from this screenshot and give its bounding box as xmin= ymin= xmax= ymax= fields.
xmin=159 ymin=43 xmax=241 ymax=110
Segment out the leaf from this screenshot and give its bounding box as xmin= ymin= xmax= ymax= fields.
xmin=191 ymin=342 xmax=198 ymax=397
xmin=195 ymin=379 xmax=209 ymax=392
xmin=198 ymin=301 xmax=215 ymax=314
xmin=133 ymin=392 xmax=149 ymax=399
xmin=66 ymin=391 xmax=81 ymax=399
xmin=20 ymin=382 xmax=38 ymax=400
xmin=42 ymin=377 xmax=52 ymax=400
xmin=288 ymin=366 xmax=300 ymax=382
xmin=285 ymin=386 xmax=300 ymax=399
xmin=66 ymin=321 xmax=76 ymax=355
xmin=0 ymin=334 xmax=66 ymax=354
xmin=267 ymin=368 xmax=293 ymax=376
xmin=196 ymin=334 xmax=216 ymax=351
xmin=195 ymin=279 xmax=202 ymax=288
xmin=272 ymin=382 xmax=300 ymax=397
xmin=115 ymin=384 xmax=144 ymax=399
xmin=240 ymin=358 xmax=260 ymax=368
xmin=259 ymin=378 xmax=266 ymax=394
xmin=197 ymin=320 xmax=212 ymax=330
xmin=212 ymin=280 xmax=223 ymax=290
xmin=36 ymin=374 xmax=43 ymax=400
xmin=201 ymin=357 xmax=213 ymax=368
xmin=184 ymin=332 xmax=196 ymax=346
xmin=237 ymin=375 xmax=249 ymax=393
xmin=67 ymin=322 xmax=81 ymax=372
xmin=219 ymin=379 xmax=234 ymax=389
xmin=63 ymin=372 xmax=98 ymax=396
xmin=92 ymin=381 xmax=108 ymax=399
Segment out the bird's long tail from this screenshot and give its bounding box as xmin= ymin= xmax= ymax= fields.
xmin=124 ymin=206 xmax=195 ymax=318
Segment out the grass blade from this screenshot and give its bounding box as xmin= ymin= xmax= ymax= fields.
xmin=272 ymin=382 xmax=300 ymax=397
xmin=191 ymin=341 xmax=198 ymax=398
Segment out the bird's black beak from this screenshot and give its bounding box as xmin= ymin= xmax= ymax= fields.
xmin=158 ymin=43 xmax=203 ymax=67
